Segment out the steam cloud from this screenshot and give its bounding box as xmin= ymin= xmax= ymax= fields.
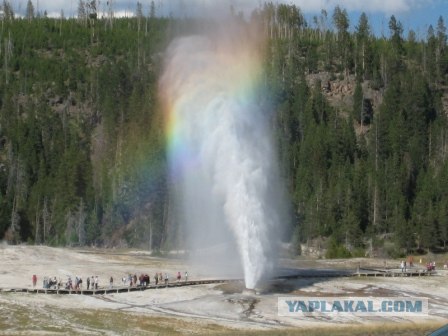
xmin=160 ymin=22 xmax=285 ymax=289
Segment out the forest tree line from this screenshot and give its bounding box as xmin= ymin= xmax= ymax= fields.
xmin=0 ymin=1 xmax=447 ymax=256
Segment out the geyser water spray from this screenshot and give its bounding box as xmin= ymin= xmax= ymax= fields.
xmin=160 ymin=22 xmax=284 ymax=289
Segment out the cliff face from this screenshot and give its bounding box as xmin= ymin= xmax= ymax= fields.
xmin=306 ymin=72 xmax=383 ymax=138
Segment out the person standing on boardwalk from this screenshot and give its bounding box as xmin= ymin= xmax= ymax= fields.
xmin=164 ymin=273 xmax=169 ymax=285
xmin=154 ymin=273 xmax=158 ymax=285
xmin=87 ymin=276 xmax=90 ymax=290
xmin=177 ymin=272 xmax=181 ymax=282
xmin=32 ymin=274 xmax=37 ymax=288
xmin=109 ymin=276 xmax=113 ymax=289
xmin=408 ymin=256 xmax=414 ymax=268
xmin=94 ymin=276 xmax=99 ymax=289
xmin=185 ymin=271 xmax=188 ymax=282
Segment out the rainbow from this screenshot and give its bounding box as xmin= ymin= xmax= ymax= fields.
xmin=161 ymin=26 xmax=264 ymax=181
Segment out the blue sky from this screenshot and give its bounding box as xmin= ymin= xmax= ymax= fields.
xmin=344 ymin=1 xmax=448 ymax=39
xmin=11 ymin=0 xmax=448 ymax=38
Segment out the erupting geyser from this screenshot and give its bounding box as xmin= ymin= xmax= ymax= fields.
xmin=160 ymin=21 xmax=285 ymax=289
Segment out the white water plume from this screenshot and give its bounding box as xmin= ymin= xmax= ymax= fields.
xmin=160 ymin=24 xmax=285 ymax=289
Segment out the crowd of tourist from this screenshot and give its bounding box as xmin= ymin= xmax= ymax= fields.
xmin=33 ymin=271 xmax=189 ymax=290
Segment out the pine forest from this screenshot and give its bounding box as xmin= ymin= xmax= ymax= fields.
xmin=1 ymin=1 xmax=448 ymax=258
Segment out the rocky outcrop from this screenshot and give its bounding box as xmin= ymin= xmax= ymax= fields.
xmin=306 ymin=72 xmax=383 ymax=117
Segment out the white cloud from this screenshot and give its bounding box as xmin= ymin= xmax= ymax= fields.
xmin=13 ymin=0 xmax=433 ymax=18
xmin=231 ymin=0 xmax=431 ymax=14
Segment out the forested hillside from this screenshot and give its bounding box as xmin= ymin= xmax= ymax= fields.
xmin=0 ymin=1 xmax=447 ymax=256
xmin=0 ymin=1 xmax=172 ymax=248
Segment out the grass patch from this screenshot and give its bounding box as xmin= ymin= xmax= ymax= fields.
xmin=218 ymin=322 xmax=445 ymax=336
xmin=0 ymin=295 xmax=232 ymax=335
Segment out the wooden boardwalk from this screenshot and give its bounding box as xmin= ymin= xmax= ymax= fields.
xmin=277 ymin=267 xmax=437 ymax=280
xmin=0 ymin=279 xmax=243 ymax=295
xmin=0 ymin=269 xmax=438 ymax=295
xmin=356 ymin=267 xmax=437 ymax=278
